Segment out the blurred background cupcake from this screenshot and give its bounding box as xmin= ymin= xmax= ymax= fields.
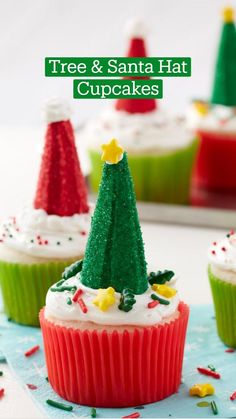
xmin=82 ymin=19 xmax=197 ymax=205
xmin=188 ymin=7 xmax=236 ymax=203
xmin=208 ymin=230 xmax=236 ymax=347
xmin=0 ymin=98 xmax=92 ymax=326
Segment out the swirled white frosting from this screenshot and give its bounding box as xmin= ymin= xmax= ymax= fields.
xmin=0 ymin=206 xmax=93 ymax=260
xmin=84 ymin=108 xmax=193 ymax=153
xmin=45 ymin=273 xmax=179 ymax=327
xmin=187 ymin=103 xmax=236 ymax=134
xmin=208 ymin=232 xmax=236 ymax=283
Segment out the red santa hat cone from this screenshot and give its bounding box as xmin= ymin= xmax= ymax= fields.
xmin=34 ymin=98 xmax=89 ymax=216
xmin=115 ymin=19 xmax=157 ymax=114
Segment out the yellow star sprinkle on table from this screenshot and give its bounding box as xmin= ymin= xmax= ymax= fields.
xmin=189 ymin=383 xmax=215 ymax=398
xmin=101 ymin=139 xmax=124 ymax=164
xmin=93 ymin=287 xmax=116 ymax=311
xmin=151 ymin=284 xmax=177 ymax=298
xmin=193 ymin=101 xmax=209 ymax=116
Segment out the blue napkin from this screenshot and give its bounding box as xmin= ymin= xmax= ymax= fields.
xmin=1 ymin=305 xmax=236 ymax=418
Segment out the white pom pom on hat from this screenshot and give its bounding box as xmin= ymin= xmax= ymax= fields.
xmin=125 ymin=18 xmax=148 ymax=39
xmin=44 ymin=98 xmax=72 ymax=123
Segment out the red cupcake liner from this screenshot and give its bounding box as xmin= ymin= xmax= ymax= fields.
xmin=40 ymin=302 xmax=189 ymax=408
xmin=194 ymin=130 xmax=236 ymax=191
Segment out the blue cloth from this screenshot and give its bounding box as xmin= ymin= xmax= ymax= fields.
xmin=1 ymin=305 xmax=236 ymax=418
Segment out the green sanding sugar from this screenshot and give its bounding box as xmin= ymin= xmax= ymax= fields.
xmin=81 ymin=153 xmax=148 ymax=294
xmin=197 ymin=401 xmax=210 ymax=407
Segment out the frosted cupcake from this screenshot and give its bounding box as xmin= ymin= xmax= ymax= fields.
xmin=83 ymin=20 xmax=197 ymax=204
xmin=208 ymin=230 xmax=236 ymax=347
xmin=40 ymin=139 xmax=189 ymax=407
xmin=0 ymin=99 xmax=92 ymax=326
xmin=188 ymin=7 xmax=236 ymax=192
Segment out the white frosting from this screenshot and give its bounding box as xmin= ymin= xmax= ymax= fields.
xmin=125 ymin=18 xmax=148 ymax=38
xmin=84 ymin=108 xmax=194 ymax=153
xmin=208 ymin=232 xmax=236 ymax=283
xmin=44 ymin=98 xmax=71 ymax=123
xmin=187 ymin=103 xmax=236 ymax=135
xmin=45 ymin=274 xmax=180 ymax=327
xmin=0 ymin=206 xmax=92 ymax=260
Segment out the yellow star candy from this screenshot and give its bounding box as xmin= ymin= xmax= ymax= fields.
xmin=193 ymin=101 xmax=209 ymax=116
xmin=93 ymin=287 xmax=116 ymax=311
xmin=223 ymin=7 xmax=234 ymax=23
xmin=189 ymin=383 xmax=215 ymax=398
xmin=101 ymin=139 xmax=124 ymax=164
xmin=151 ymin=284 xmax=177 ymax=298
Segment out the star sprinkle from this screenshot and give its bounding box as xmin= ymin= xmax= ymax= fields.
xmin=93 ymin=287 xmax=116 ymax=311
xmin=189 ymin=383 xmax=215 ymax=398
xmin=151 ymin=284 xmax=177 ymax=298
xmin=193 ymin=101 xmax=209 ymax=116
xmin=223 ymin=7 xmax=234 ymax=23
xmin=101 ymin=139 xmax=124 ymax=164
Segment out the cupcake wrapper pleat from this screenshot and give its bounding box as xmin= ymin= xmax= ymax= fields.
xmin=89 ymin=140 xmax=197 ymax=204
xmin=209 ymin=267 xmax=236 ymax=347
xmin=40 ymin=302 xmax=189 ymax=407
xmin=0 ymin=259 xmax=76 ymax=326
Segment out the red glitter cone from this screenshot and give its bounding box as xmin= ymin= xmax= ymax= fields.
xmin=115 ymin=19 xmax=157 ymax=114
xmin=34 ymin=99 xmax=89 ymax=216
xmin=40 ymin=302 xmax=189 ymax=408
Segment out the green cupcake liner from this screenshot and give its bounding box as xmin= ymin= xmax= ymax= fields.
xmin=89 ymin=139 xmax=198 ymax=204
xmin=0 ymin=259 xmax=76 ymax=327
xmin=208 ymin=266 xmax=236 ymax=347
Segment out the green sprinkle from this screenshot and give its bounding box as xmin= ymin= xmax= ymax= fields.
xmin=0 ymin=356 xmax=6 ymax=363
xmin=227 ymin=234 xmax=230 ymax=238
xmin=30 ymin=239 xmax=34 ymax=243
xmin=197 ymin=401 xmax=210 ymax=407
xmin=50 ymin=286 xmax=77 ymax=292
xmin=67 ymin=297 xmax=72 ymax=305
xmin=9 ymin=234 xmax=13 ymax=238
xmin=56 ymin=279 xmax=65 ymax=288
xmin=118 ymin=288 xmax=136 ymax=312
xmin=91 ymin=407 xmax=97 ymax=418
xmin=151 ymin=293 xmax=170 ymax=305
xmin=62 ymin=259 xmax=83 ymax=280
xmin=46 ymin=399 xmax=73 ymax=411
xmin=0 ymin=371 xmax=3 ymax=376
xmin=211 ymin=401 xmax=218 ymax=415
xmin=148 ymin=270 xmax=175 ymax=286
xmin=45 ymin=377 xmax=49 ymax=382
xmin=208 ymin=364 xmax=216 ymax=372
xmin=56 ymin=241 xmax=61 ymax=245
xmin=68 ymin=237 xmax=73 ymax=241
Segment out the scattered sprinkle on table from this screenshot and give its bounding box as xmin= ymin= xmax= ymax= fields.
xmin=46 ymin=399 xmax=73 ymax=411
xmin=197 ymin=367 xmax=221 ymax=379
xmin=134 ymin=406 xmax=144 ymax=410
xmin=0 ymin=388 xmax=4 ymax=398
xmin=122 ymin=413 xmax=140 ymax=418
xmin=0 ymin=356 xmax=6 ymax=363
xmin=211 ymin=400 xmax=218 ymax=415
xmin=230 ymin=390 xmax=236 ymax=401
xmin=0 ymin=372 xmax=3 ymax=377
xmin=27 ymin=384 xmax=37 ymax=390
xmin=24 ymin=345 xmax=40 ymax=357
xmin=225 ymin=348 xmax=235 ymax=353
xmin=91 ymin=407 xmax=97 ymax=417
xmin=197 ymin=401 xmax=210 ymax=407
xmin=45 ymin=377 xmax=49 ymax=382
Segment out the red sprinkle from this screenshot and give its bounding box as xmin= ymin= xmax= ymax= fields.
xmin=197 ymin=367 xmax=221 ymax=379
xmin=148 ymin=300 xmax=159 ymax=309
xmin=230 ymin=391 xmax=236 ymax=401
xmin=230 ymin=230 xmax=235 ymax=235
xmin=0 ymin=240 xmax=3 ymax=243
xmin=122 ymin=413 xmax=140 ymax=419
xmin=225 ymin=348 xmax=235 ymax=353
xmin=27 ymin=384 xmax=38 ymax=390
xmin=25 ymin=345 xmax=40 ymax=357
xmin=44 ymin=240 xmax=48 ymax=245
xmin=38 ymin=241 xmax=43 ymax=245
xmin=211 ymin=250 xmax=216 ymax=255
xmin=0 ymin=388 xmax=4 ymax=398
xmin=72 ymin=288 xmax=83 ymax=302
xmin=78 ymin=298 xmax=88 ymax=313
xmin=221 ymin=247 xmax=226 ymax=252
xmin=80 ymin=231 xmax=86 ymax=236
xmin=37 ymin=235 xmax=41 ymax=240
xmin=213 ymin=242 xmax=217 ymax=246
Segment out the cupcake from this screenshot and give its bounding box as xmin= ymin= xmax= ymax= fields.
xmin=208 ymin=230 xmax=236 ymax=347
xmin=0 ymin=99 xmax=92 ymax=326
xmin=188 ymin=7 xmax=236 ymax=193
xmin=40 ymin=139 xmax=189 ymax=408
xmin=83 ymin=20 xmax=197 ymax=205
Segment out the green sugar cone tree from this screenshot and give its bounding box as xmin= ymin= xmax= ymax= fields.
xmin=211 ymin=7 xmax=236 ymax=106
xmin=81 ymin=139 xmax=147 ymax=294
